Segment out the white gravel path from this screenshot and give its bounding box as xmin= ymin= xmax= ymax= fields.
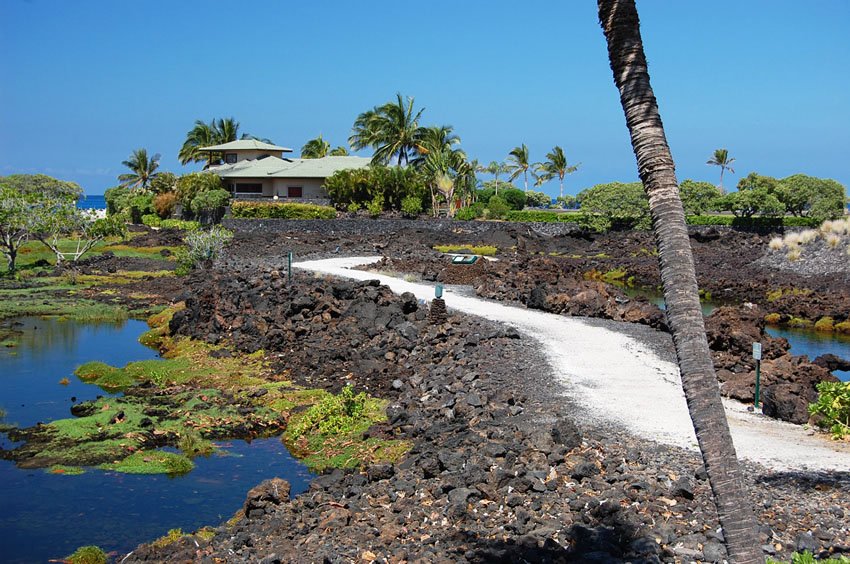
xmin=295 ymin=256 xmax=850 ymax=472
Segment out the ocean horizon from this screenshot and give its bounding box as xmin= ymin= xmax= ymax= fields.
xmin=77 ymin=194 xmax=106 ymax=210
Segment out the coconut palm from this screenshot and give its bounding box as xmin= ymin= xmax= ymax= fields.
xmin=533 ymin=146 xmax=579 ymax=198
xmin=301 ymin=135 xmax=331 ymax=159
xmin=178 ymin=117 xmax=269 ymax=166
xmin=329 ymin=146 xmax=349 ymax=156
xmin=707 ymin=148 xmax=736 ymax=192
xmin=349 ymin=94 xmax=425 ymax=166
xmin=118 ymin=148 xmax=160 ymax=190
xmin=506 ymin=144 xmax=531 ymax=191
xmin=598 ymin=1 xmax=761 ymax=561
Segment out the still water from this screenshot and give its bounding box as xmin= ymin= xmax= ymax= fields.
xmin=0 ymin=318 xmax=312 ymax=563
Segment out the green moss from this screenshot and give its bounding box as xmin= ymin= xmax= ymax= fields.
xmin=787 ymin=317 xmax=814 ymax=329
xmin=75 ymin=361 xmax=135 ymax=390
xmin=47 ymin=465 xmax=86 ymax=475
xmin=196 ymin=527 xmax=216 ymax=542
xmin=836 ymin=321 xmax=850 ymax=334
xmin=66 ymin=545 xmax=107 ymax=564
xmin=814 ymin=317 xmax=835 ymax=332
xmin=177 ymin=430 xmax=215 ymax=457
xmin=433 ymin=244 xmax=498 ymax=256
xmin=101 ymin=451 xmax=194 ymax=475
xmin=764 ymin=313 xmax=782 ymax=325
xmin=151 ymin=528 xmax=185 ymax=548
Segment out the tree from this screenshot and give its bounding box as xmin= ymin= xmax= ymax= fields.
xmin=779 ymin=174 xmax=845 ymax=221
xmin=534 ymin=146 xmax=579 ymax=198
xmin=0 ymin=183 xmax=33 ymax=272
xmin=679 ymin=179 xmax=722 ymax=215
xmin=506 ymin=144 xmax=531 ymax=191
xmin=329 ymin=146 xmax=349 ymax=156
xmin=301 ymin=135 xmax=331 ymax=158
xmin=598 ymin=1 xmax=763 ymax=561
xmin=349 ymin=93 xmax=425 ymax=166
xmin=118 ymin=148 xmax=160 ymax=190
xmin=706 ymin=148 xmax=736 ymax=192
xmin=577 ymin=181 xmax=649 ymax=231
xmin=178 ymin=117 xmax=269 ymax=166
xmin=481 ymin=161 xmax=510 ymax=194
xmin=716 ymin=188 xmax=785 ymax=218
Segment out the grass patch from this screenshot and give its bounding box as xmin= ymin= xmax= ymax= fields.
xmin=100 ymin=450 xmax=194 ymax=475
xmin=151 ymin=528 xmax=185 ymax=548
xmin=583 ymin=267 xmax=635 ymax=287
xmin=766 ymin=287 xmax=812 ymax=302
xmin=75 ymin=361 xmax=136 ymax=390
xmin=433 ymin=244 xmax=498 ymax=256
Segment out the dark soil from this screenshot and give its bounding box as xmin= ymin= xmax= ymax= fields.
xmin=120 ymin=224 xmax=850 ymax=563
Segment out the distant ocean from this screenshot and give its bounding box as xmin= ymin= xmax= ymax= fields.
xmin=77 ymin=194 xmax=106 ymax=210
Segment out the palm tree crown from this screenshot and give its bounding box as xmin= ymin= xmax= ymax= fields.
xmin=301 ymin=135 xmax=331 ymax=159
xmin=506 ymin=144 xmax=531 ymax=191
xmin=118 ymin=148 xmax=160 ymax=190
xmin=349 ymin=94 xmax=425 ymax=166
xmin=706 ymin=148 xmax=736 ymax=191
xmin=534 ymin=146 xmax=579 ymax=198
xmin=178 ymin=117 xmax=269 ymax=167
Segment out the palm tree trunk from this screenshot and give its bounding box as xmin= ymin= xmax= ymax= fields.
xmin=598 ymin=1 xmax=762 ymax=562
xmin=559 ymin=175 xmax=565 ymax=199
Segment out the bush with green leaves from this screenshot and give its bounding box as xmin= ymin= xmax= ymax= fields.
xmin=679 ymin=179 xmax=722 ymax=215
xmin=104 ymin=185 xmax=132 ymax=216
xmin=485 ymin=195 xmax=510 ymax=219
xmin=808 ymin=381 xmax=850 ymax=439
xmin=767 ymin=551 xmax=850 ymax=564
xmin=780 ymin=173 xmax=846 ymax=221
xmin=180 ymin=226 xmax=233 ymax=272
xmin=716 ymin=188 xmax=785 ymax=218
xmin=66 ymin=545 xmax=107 ymax=564
xmin=505 ymin=210 xmax=576 ymax=223
xmin=500 ymin=188 xmax=527 ymax=211
xmin=400 ymin=195 xmax=422 ymax=217
xmin=685 ymin=215 xmax=819 ymax=228
xmin=577 ymin=181 xmax=650 ymax=232
xmin=455 ymin=203 xmax=485 ymax=221
xmin=190 ymin=188 xmax=231 ymax=225
xmin=555 ymin=194 xmax=578 ymax=209
xmin=128 ymin=192 xmax=155 ymax=224
xmin=148 ymin=171 xmax=178 ymax=195
xmin=230 ymin=201 xmax=336 ymax=219
xmin=289 ymin=384 xmax=368 ymax=437
xmin=324 ymin=165 xmax=426 ymax=212
xmin=367 ymin=197 xmax=383 ymax=218
xmin=141 ymin=215 xmax=199 ymax=231
xmin=174 ymin=172 xmax=224 ymax=212
xmin=525 ymin=190 xmax=552 ymax=208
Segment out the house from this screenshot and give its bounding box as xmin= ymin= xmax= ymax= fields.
xmin=199 ymin=139 xmax=371 ymax=202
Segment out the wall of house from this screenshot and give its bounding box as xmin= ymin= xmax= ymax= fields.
xmin=271 ymin=178 xmax=328 ymax=199
xmin=230 ymin=149 xmax=284 ymax=163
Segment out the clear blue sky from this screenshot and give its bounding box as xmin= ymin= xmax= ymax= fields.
xmin=1 ymin=1 xmax=848 ymax=197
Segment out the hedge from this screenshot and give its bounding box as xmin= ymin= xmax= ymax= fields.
xmin=141 ymin=214 xmax=199 ymax=231
xmin=230 ymin=201 xmax=337 ymax=220
xmin=504 ymin=210 xmax=579 ymax=223
xmin=685 ymin=215 xmax=821 ymax=228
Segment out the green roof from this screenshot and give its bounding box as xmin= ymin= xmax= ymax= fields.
xmin=197 ymin=139 xmax=292 ymax=152
xmin=209 ymin=156 xmax=371 ymax=179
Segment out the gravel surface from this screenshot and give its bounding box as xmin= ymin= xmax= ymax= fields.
xmin=296 ymin=256 xmax=850 ymax=472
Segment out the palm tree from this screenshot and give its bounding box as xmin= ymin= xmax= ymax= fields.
xmin=598 ymin=1 xmax=762 ymax=561
xmin=329 ymin=146 xmax=349 ymax=156
xmin=118 ymin=148 xmax=160 ymax=190
xmin=301 ymin=135 xmax=331 ymax=159
xmin=534 ymin=146 xmax=579 ymax=198
xmin=413 ymin=125 xmax=469 ymax=216
xmin=707 ymin=148 xmax=736 ymax=192
xmin=349 ymin=93 xmax=425 ymax=166
xmin=178 ymin=117 xmax=269 ymax=166
xmin=506 ymin=144 xmax=531 ymax=191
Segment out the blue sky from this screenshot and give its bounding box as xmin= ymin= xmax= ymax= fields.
xmin=1 ymin=1 xmax=848 ymax=197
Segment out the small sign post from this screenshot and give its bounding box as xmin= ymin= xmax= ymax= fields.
xmin=752 ymin=342 xmax=762 ymax=409
xmin=288 ymin=251 xmax=293 ymax=283
xmin=435 ymin=283 xmax=443 ymax=299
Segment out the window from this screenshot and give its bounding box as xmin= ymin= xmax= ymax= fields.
xmin=287 ymin=186 xmax=303 ymax=198
xmin=225 ymin=153 xmax=237 ymax=164
xmin=235 ymin=183 xmax=263 ymax=194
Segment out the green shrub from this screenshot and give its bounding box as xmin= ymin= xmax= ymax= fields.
xmin=67 ymin=545 xmax=107 ymax=564
xmin=324 ymin=166 xmax=426 ymax=211
xmin=190 ymin=189 xmax=231 ymax=214
xmin=149 ymin=172 xmax=178 ymax=195
xmin=456 ymin=203 xmax=485 ymax=221
xmin=685 ymin=215 xmax=821 ymax=228
xmin=577 ymin=181 xmax=650 ymax=232
xmin=289 ymin=384 xmax=368 ymax=437
xmin=104 ymin=185 xmax=132 ymax=216
xmin=183 ymin=226 xmax=233 ymax=269
xmin=230 ymin=201 xmax=337 ymax=219
xmin=500 ymin=188 xmax=527 ymax=211
xmin=141 ymin=214 xmax=161 ymax=227
xmin=400 ymin=195 xmax=423 ymax=217
xmin=485 ymin=195 xmax=510 ymax=219
xmin=346 ymin=202 xmax=361 ymax=214
xmin=367 ymin=197 xmax=383 ymax=218
xmin=679 ymin=179 xmax=722 ymax=215
xmin=768 ymin=550 xmax=850 ymax=564
xmin=153 ymin=191 xmax=178 ymax=219
xmin=128 ymin=193 xmax=155 ymax=224
xmin=808 ymin=381 xmax=850 ymax=439
xmin=505 ymin=210 xmax=576 ymax=223
xmin=525 ymin=190 xmax=552 ymax=208
xmin=174 ymin=172 xmax=224 ymax=211
xmin=160 ymin=219 xmax=199 ymax=231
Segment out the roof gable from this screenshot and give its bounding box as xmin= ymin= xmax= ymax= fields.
xmin=197 ymin=139 xmax=293 ymax=152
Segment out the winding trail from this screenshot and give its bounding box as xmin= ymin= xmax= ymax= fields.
xmin=295 ymin=256 xmax=850 ymax=472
